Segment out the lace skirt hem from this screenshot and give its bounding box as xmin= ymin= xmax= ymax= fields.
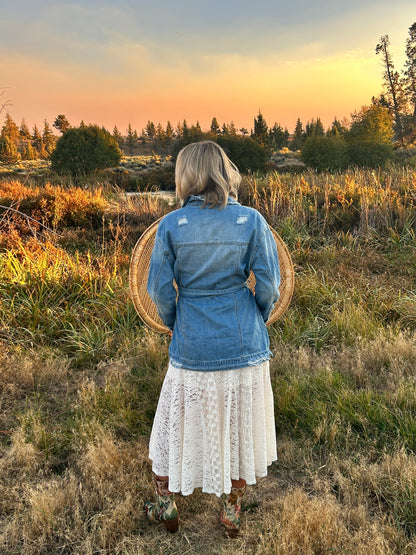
xmin=148 ymin=360 xmax=277 ymax=497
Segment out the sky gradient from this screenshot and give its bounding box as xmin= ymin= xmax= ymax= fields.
xmin=1 ymin=0 xmax=415 ymax=135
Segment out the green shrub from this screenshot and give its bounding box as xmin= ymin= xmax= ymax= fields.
xmin=51 ymin=125 xmax=121 ymax=176
xmin=215 ymin=135 xmax=268 ymax=173
xmin=301 ymin=136 xmax=349 ymax=172
xmin=347 ymin=141 xmax=393 ymax=168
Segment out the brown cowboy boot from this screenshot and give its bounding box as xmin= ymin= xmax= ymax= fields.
xmin=220 ymin=484 xmax=246 ymax=538
xmin=144 ymin=473 xmax=179 ymax=533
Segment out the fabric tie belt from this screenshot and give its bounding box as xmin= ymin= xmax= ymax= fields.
xmin=178 ymin=283 xmax=248 ymax=298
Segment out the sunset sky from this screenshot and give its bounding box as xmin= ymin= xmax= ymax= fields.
xmin=1 ymin=0 xmax=415 ymax=135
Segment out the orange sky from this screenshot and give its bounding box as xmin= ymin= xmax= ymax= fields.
xmin=1 ymin=1 xmax=414 ymax=134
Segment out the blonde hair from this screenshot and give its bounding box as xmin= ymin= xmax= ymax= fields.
xmin=175 ymin=141 xmax=241 ymax=208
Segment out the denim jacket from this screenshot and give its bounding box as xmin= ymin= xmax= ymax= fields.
xmin=147 ymin=195 xmax=280 ymax=371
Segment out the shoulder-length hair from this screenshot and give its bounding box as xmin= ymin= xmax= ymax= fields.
xmin=175 ymin=141 xmax=241 ymax=208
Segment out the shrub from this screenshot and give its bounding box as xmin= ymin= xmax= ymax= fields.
xmin=215 ymin=135 xmax=268 ymax=173
xmin=392 ymin=146 xmax=416 ymax=167
xmin=51 ymin=125 xmax=121 ymax=176
xmin=347 ymin=141 xmax=393 ymax=168
xmin=301 ymin=136 xmax=349 ymax=172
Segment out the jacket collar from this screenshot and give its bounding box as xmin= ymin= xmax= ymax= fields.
xmin=182 ymin=195 xmax=240 ymax=207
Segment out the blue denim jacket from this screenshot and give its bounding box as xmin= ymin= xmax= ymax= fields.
xmin=147 ymin=195 xmax=280 ymax=371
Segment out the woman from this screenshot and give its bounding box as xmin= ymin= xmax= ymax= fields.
xmin=144 ymin=141 xmax=280 ymax=537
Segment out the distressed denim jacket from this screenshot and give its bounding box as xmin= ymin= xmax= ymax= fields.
xmin=147 ymin=195 xmax=280 ymax=371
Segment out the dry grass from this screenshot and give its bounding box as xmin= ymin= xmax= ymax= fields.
xmin=1 ymin=173 xmax=416 ymax=553
xmin=1 ymin=335 xmax=416 ymax=553
xmin=240 ymin=168 xmax=416 ymax=237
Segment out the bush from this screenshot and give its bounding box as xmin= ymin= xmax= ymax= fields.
xmin=392 ymin=146 xmax=416 ymax=167
xmin=301 ymin=136 xmax=349 ymax=172
xmin=215 ymin=135 xmax=268 ymax=173
xmin=51 ymin=125 xmax=121 ymax=176
xmin=347 ymin=141 xmax=393 ymax=169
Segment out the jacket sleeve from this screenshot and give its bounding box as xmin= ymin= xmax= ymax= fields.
xmin=251 ymin=220 xmax=281 ymax=323
xmin=147 ymin=226 xmax=176 ymax=330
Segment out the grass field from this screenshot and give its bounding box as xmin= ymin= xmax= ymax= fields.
xmin=0 ymin=169 xmax=416 ymax=554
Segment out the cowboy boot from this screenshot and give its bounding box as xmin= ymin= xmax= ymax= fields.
xmin=220 ymin=484 xmax=246 ymax=538
xmin=144 ymin=473 xmax=179 ymax=533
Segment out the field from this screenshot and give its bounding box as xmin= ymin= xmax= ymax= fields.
xmin=0 ymin=168 xmax=416 ymax=554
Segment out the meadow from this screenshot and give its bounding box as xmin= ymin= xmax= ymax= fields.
xmin=0 ymin=167 xmax=416 ymax=554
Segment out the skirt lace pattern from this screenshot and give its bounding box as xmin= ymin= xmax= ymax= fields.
xmin=149 ymin=361 xmax=277 ymax=497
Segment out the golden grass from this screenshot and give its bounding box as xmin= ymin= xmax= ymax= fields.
xmin=240 ymin=168 xmax=416 ymax=237
xmin=0 ymin=334 xmax=415 ymax=553
xmin=1 ymin=172 xmax=416 ymax=553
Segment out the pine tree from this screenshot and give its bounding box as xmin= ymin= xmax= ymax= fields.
xmin=112 ymin=125 xmax=123 ymax=148
xmin=190 ymin=121 xmax=204 ymax=141
xmin=175 ymin=121 xmax=183 ymax=138
xmin=144 ymin=121 xmax=156 ymax=141
xmin=42 ymin=120 xmax=55 ymax=156
xmin=165 ymin=121 xmax=174 ymax=141
xmin=327 ymin=118 xmax=348 ymax=138
xmin=53 ymin=114 xmax=70 ymax=134
xmin=315 ymin=117 xmax=325 ymax=136
xmin=0 ymin=136 xmax=19 ymax=163
xmin=291 ymin=118 xmax=304 ymax=151
xmin=252 ymin=111 xmax=269 ymax=150
xmin=305 ymin=118 xmax=325 ymax=138
xmin=139 ymin=129 xmax=147 ymax=144
xmin=182 ymin=119 xmax=189 ymax=140
xmin=269 ymin=123 xmax=289 ymax=150
xmin=376 ymin=35 xmax=406 ymax=143
xmin=126 ymin=123 xmax=136 ymax=154
xmin=32 ymin=124 xmax=46 ymax=157
xmin=404 ymin=23 xmax=416 ymax=117
xmin=1 ymin=113 xmax=20 ymax=145
xmin=156 ymin=122 xmax=166 ymax=144
xmin=210 ymin=117 xmax=221 ymax=135
xmin=19 ymin=119 xmax=31 ymax=139
xmin=22 ymin=141 xmax=37 ymax=160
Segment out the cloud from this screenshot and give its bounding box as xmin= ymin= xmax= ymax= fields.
xmin=2 ymin=0 xmax=414 ymax=67
xmin=1 ymin=0 xmax=414 ymax=131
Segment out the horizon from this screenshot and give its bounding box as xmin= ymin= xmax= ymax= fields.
xmin=1 ymin=1 xmax=415 ymax=135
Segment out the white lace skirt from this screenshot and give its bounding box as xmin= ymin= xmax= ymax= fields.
xmin=148 ymin=360 xmax=277 ymax=497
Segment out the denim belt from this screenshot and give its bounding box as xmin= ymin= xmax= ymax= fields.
xmin=178 ymin=283 xmax=248 ymax=298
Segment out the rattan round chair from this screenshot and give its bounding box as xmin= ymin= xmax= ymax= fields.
xmin=129 ymin=217 xmax=294 ymax=334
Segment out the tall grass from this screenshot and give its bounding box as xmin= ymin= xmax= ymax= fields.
xmin=240 ymin=167 xmax=416 ymax=237
xmin=1 ymin=171 xmax=416 ymax=553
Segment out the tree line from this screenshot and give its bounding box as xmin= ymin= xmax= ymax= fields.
xmin=0 ymin=21 xmax=415 ymax=172
xmin=0 ymin=110 xmax=292 ymax=164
